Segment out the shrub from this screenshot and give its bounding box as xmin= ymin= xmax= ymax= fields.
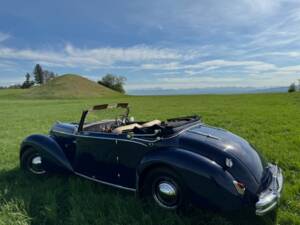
xmin=98 ymin=74 xmax=126 ymax=93
xmin=288 ymin=83 xmax=296 ymax=93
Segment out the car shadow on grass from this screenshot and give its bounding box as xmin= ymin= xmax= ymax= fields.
xmin=0 ymin=168 xmax=278 ymax=225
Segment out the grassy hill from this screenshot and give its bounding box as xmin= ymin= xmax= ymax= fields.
xmin=22 ymin=74 xmax=120 ymax=99
xmin=0 ymin=92 xmax=299 ymax=225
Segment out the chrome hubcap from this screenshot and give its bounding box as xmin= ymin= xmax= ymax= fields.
xmin=29 ymin=155 xmax=46 ymax=174
xmin=32 ymin=156 xmax=42 ymax=165
xmin=158 ymin=182 xmax=177 ymax=196
xmin=153 ymin=180 xmax=179 ymax=209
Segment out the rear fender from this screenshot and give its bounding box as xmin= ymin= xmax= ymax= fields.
xmin=20 ymin=134 xmax=73 ymax=172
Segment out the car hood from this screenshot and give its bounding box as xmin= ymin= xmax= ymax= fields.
xmin=50 ymin=122 xmax=78 ymax=135
xmin=180 ymin=124 xmax=267 ymax=183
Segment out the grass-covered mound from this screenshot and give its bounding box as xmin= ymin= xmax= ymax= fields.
xmin=23 ymin=74 xmax=120 ymax=99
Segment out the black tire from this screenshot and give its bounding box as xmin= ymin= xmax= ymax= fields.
xmin=20 ymin=147 xmax=47 ymax=175
xmin=141 ymin=167 xmax=184 ymax=210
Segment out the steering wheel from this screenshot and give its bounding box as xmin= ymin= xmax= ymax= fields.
xmin=115 ymin=113 xmax=129 ymax=128
xmin=115 ymin=117 xmax=126 ymax=126
xmin=115 ymin=118 xmax=122 ymax=127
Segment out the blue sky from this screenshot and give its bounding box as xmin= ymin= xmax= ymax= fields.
xmin=1 ymin=0 xmax=300 ymax=90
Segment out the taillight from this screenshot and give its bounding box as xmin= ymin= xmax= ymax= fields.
xmin=233 ymin=180 xmax=246 ymax=195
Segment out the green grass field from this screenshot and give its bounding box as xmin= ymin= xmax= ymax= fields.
xmin=0 ymin=90 xmax=300 ymax=225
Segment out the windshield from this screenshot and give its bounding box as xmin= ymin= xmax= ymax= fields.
xmin=78 ymin=103 xmax=129 ymax=131
xmin=85 ymin=107 xmax=127 ymax=124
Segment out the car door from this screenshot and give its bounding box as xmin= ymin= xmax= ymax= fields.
xmin=74 ymin=131 xmax=119 ymax=184
xmin=113 ymin=136 xmax=149 ymax=189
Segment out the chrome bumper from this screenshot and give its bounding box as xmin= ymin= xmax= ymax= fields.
xmin=255 ymin=164 xmax=283 ymax=216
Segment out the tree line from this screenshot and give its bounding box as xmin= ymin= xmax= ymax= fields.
xmin=21 ymin=64 xmax=57 ymax=89
xmin=0 ymin=64 xmax=56 ymax=89
xmin=0 ymin=64 xmax=127 ymax=93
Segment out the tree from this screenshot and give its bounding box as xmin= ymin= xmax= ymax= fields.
xmin=21 ymin=73 xmax=34 ymax=89
xmin=288 ymin=83 xmax=296 ymax=93
xmin=33 ymin=64 xmax=57 ymax=84
xmin=33 ymin=64 xmax=44 ymax=84
xmin=43 ymin=70 xmax=56 ymax=82
xmin=98 ymin=74 xmax=126 ymax=93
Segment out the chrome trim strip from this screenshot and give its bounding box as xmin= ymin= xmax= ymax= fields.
xmin=132 ymin=137 xmax=161 ymax=143
xmin=52 ymin=122 xmax=201 ymax=145
xmin=51 ymin=130 xmax=148 ymax=147
xmin=256 ymin=201 xmax=277 ymax=216
xmin=164 ymin=123 xmax=201 ymax=139
xmin=187 ymin=130 xmax=220 ymax=140
xmin=74 ymin=172 xmax=136 ymax=192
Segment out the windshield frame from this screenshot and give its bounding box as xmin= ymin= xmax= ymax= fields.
xmin=78 ymin=103 xmax=129 ymax=132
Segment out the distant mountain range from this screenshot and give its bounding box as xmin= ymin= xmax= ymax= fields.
xmin=127 ymin=86 xmax=288 ymax=96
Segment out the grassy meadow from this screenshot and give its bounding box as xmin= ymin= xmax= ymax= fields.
xmin=0 ymin=90 xmax=300 ymax=225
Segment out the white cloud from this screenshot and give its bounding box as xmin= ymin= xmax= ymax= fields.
xmin=125 ymin=76 xmax=251 ymax=90
xmin=141 ymin=62 xmax=181 ymax=70
xmin=243 ymin=8 xmax=300 ymax=49
xmin=263 ymin=51 xmax=300 ymax=57
xmin=126 ymin=59 xmax=300 ymax=90
xmin=0 ymin=32 xmax=10 ymax=42
xmin=188 ymin=60 xmax=276 ymax=71
xmin=64 ymin=44 xmax=184 ymax=63
xmin=241 ymin=0 xmax=280 ymax=14
xmin=126 ymin=70 xmax=300 ymax=90
xmin=151 ymin=0 xmax=279 ymax=28
xmin=140 ymin=60 xmax=277 ymax=73
xmin=0 ymin=44 xmax=188 ymax=68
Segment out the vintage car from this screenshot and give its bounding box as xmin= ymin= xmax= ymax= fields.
xmin=20 ymin=103 xmax=283 ymax=215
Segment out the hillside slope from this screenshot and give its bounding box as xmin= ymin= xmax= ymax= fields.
xmin=23 ymin=74 xmax=120 ymax=99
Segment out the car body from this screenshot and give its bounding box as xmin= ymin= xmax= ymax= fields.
xmin=20 ymin=103 xmax=283 ymax=215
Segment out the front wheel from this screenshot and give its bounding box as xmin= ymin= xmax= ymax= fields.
xmin=21 ymin=147 xmax=47 ymax=175
xmin=142 ymin=168 xmax=184 ymax=210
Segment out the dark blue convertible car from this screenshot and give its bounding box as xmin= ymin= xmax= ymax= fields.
xmin=20 ymin=103 xmax=283 ymax=215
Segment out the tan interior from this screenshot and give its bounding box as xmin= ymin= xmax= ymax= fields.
xmin=141 ymin=119 xmax=161 ymax=128
xmin=112 ymin=120 xmax=161 ymax=134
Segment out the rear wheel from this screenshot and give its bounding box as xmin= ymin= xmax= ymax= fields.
xmin=142 ymin=167 xmax=184 ymax=209
xmin=21 ymin=147 xmax=47 ymax=175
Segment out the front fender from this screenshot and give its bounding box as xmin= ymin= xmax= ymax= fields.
xmin=138 ymin=147 xmax=243 ymax=210
xmin=20 ymin=134 xmax=73 ymax=172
